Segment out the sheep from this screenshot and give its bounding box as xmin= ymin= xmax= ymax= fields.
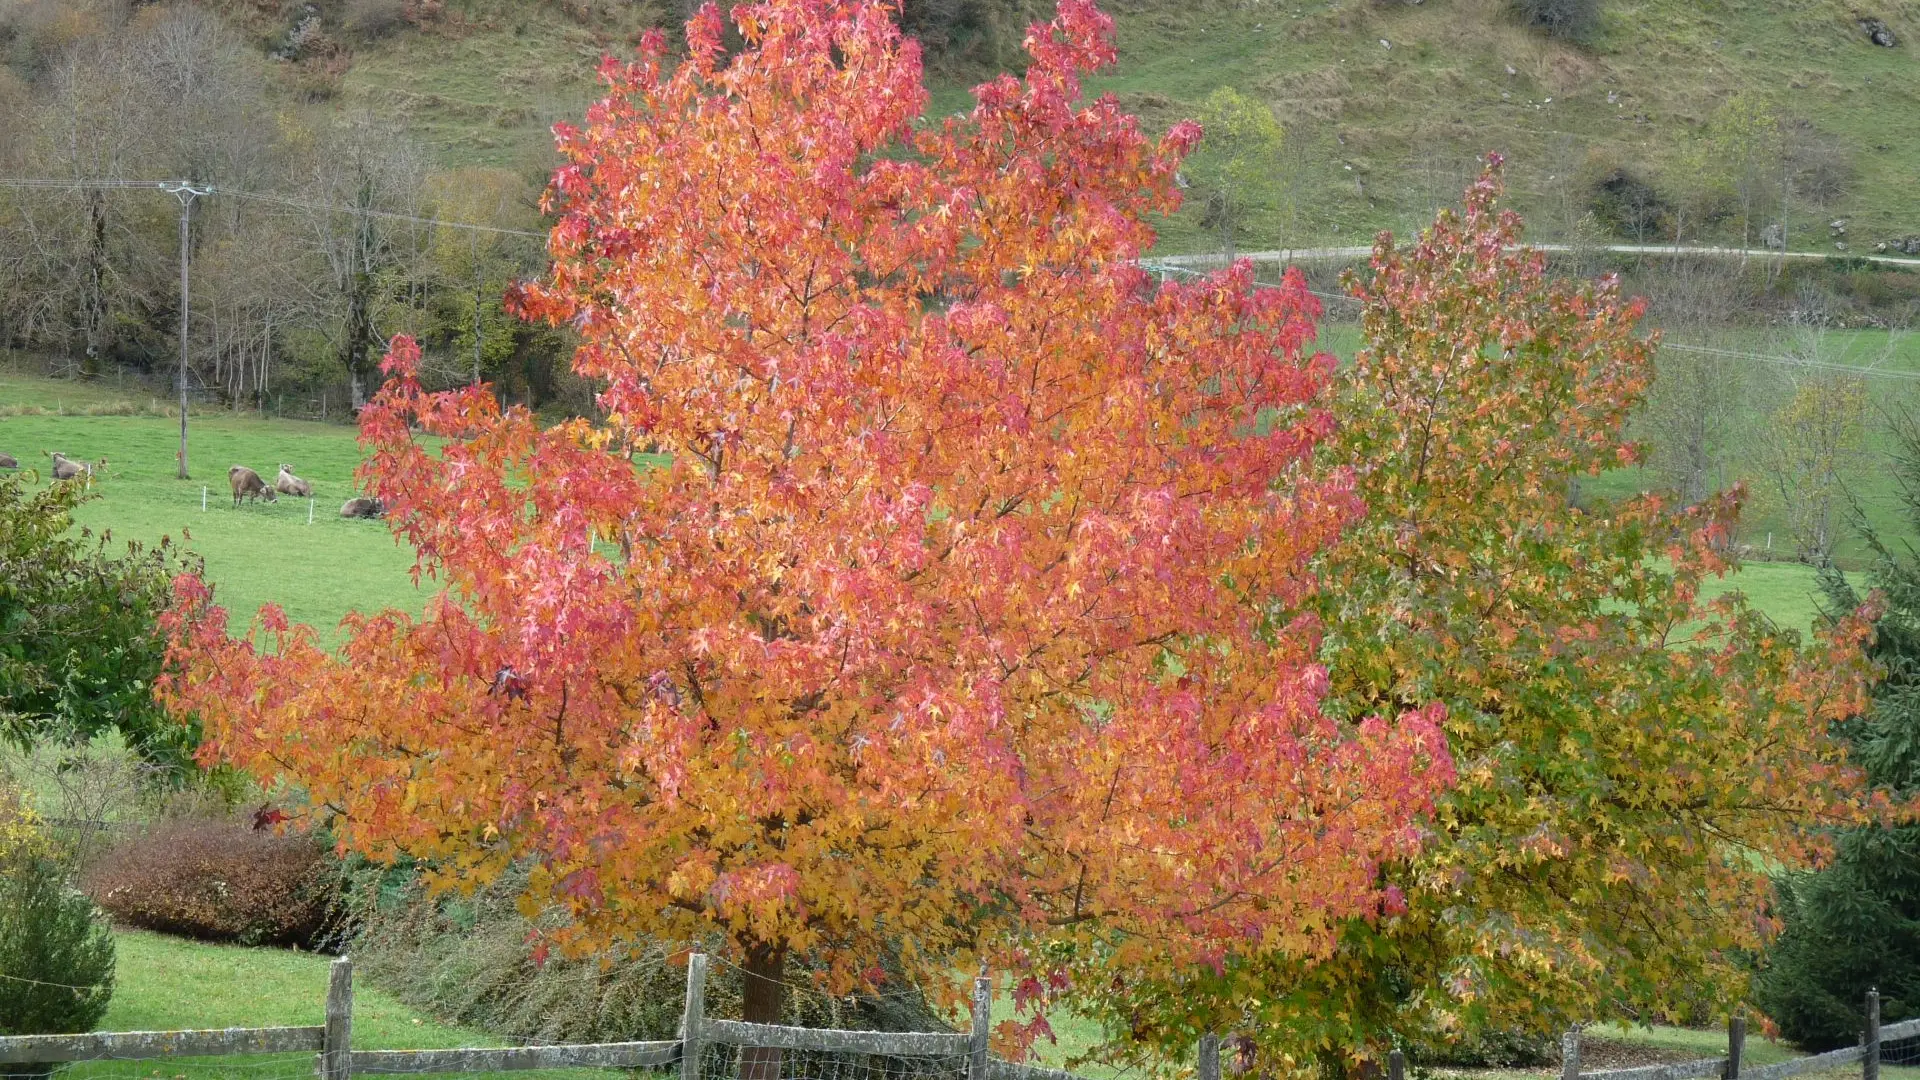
xmin=340 ymin=496 xmax=386 ymax=519
xmin=228 ymin=465 xmax=277 ymax=507
xmin=274 ymin=463 xmax=313 ymax=499
xmin=0 ymin=453 xmax=18 ymax=469
xmin=48 ymin=452 xmax=92 ymax=481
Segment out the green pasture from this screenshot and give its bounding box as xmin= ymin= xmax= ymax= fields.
xmin=0 ymin=371 xmax=426 ymax=639
xmin=79 ymin=930 xmax=613 ymax=1080
xmin=0 ymin=365 xmax=1861 ymax=639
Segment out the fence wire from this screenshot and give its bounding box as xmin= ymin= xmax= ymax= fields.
xmin=1880 ymin=1033 xmax=1920 ymax=1069
xmin=27 ymin=1052 xmax=317 ymax=1080
xmin=698 ymin=1040 xmax=968 ymax=1080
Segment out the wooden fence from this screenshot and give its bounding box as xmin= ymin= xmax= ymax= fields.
xmin=2 ymin=955 xmax=1914 ymax=1080
xmin=1557 ymin=997 xmax=1920 ymax=1080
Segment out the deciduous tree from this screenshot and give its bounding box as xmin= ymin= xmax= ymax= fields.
xmin=1756 ymin=362 xmax=1868 ymax=567
xmin=1057 ymin=163 xmax=1881 ymax=1075
xmin=1184 ymin=86 xmax=1283 ymax=260
xmin=163 ymin=0 xmax=1453 ymax=1061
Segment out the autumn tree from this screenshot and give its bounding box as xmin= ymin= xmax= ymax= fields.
xmin=1058 ymin=164 xmax=1880 ymax=1075
xmin=163 ymin=0 xmax=1453 ymax=1062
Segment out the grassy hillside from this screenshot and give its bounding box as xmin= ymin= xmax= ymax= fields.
xmin=298 ymin=0 xmax=1920 ymax=256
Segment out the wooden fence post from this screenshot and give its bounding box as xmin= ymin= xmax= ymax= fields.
xmin=969 ymin=976 xmax=992 ymax=1080
xmin=1198 ymin=1034 xmax=1221 ymax=1080
xmin=1561 ymin=1028 xmax=1581 ymax=1080
xmin=322 ymin=956 xmax=352 ymax=1080
xmin=1389 ymin=1049 xmax=1406 ymax=1080
xmin=1728 ymin=1015 xmax=1746 ymax=1080
xmin=681 ymin=953 xmax=709 ymax=1080
xmin=1866 ymin=989 xmax=1881 ymax=1080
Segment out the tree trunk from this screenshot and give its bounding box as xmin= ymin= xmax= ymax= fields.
xmin=344 ymin=271 xmax=373 ymax=411
xmin=739 ymin=940 xmax=788 ymax=1080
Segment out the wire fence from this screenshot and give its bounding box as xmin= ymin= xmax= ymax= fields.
xmin=3 ymin=954 xmax=1915 ymax=1080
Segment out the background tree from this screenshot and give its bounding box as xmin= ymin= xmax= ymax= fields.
xmin=287 ymin=114 xmax=427 ymax=410
xmin=1704 ymin=95 xmax=1783 ymax=252
xmin=1756 ymin=362 xmax=1868 ymax=566
xmin=421 ymin=168 xmax=540 ymax=387
xmin=1058 ymin=164 xmax=1880 ymax=1075
xmin=1753 ymin=405 xmax=1920 ymax=1048
xmin=1636 ymin=259 xmax=1749 ymax=508
xmin=164 ymin=1 xmax=1453 ymax=1071
xmin=1184 ymin=86 xmax=1283 ymax=260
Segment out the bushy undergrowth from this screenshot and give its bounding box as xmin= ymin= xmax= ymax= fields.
xmin=351 ymin=865 xmax=948 ymax=1043
xmin=85 ymin=815 xmax=339 ymax=948
xmin=1510 ymin=0 xmax=1602 ymax=42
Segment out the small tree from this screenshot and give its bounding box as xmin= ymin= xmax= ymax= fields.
xmin=1184 ymin=86 xmax=1283 ymax=259
xmin=1756 ymin=365 xmax=1868 ymax=567
xmin=0 ymin=475 xmax=202 ymax=769
xmin=1753 ymin=406 xmax=1920 ymax=1048
xmin=1057 ymin=162 xmax=1879 ymax=1075
xmin=0 ymin=788 xmax=116 ymax=1048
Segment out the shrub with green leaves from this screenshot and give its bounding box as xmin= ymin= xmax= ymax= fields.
xmin=0 ymin=475 xmax=202 ymax=769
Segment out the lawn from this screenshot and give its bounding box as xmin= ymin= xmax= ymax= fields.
xmin=0 ymin=365 xmax=1869 ymax=640
xmin=0 ymin=371 xmax=427 ymax=640
xmin=63 ymin=930 xmax=629 ymax=1080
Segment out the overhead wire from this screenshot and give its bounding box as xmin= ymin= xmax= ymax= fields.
xmin=0 ymin=176 xmax=548 ymax=239
xmin=1140 ymin=259 xmax=1920 ymax=382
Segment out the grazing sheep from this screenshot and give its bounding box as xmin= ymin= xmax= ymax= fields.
xmin=340 ymin=496 xmax=386 ymax=519
xmin=48 ymin=452 xmax=92 ymax=481
xmin=274 ymin=463 xmax=313 ymax=498
xmin=0 ymin=453 xmax=18 ymax=469
xmin=228 ymin=465 xmax=277 ymax=507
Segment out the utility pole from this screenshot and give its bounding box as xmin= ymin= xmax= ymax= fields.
xmin=162 ymin=182 xmax=209 ymax=480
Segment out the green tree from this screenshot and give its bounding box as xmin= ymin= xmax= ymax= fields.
xmin=1057 ymin=163 xmax=1878 ymax=1077
xmin=1184 ymin=87 xmax=1283 ymax=259
xmin=423 ymin=168 xmax=540 ymax=388
xmin=0 ymin=475 xmax=202 ymax=768
xmin=1753 ymin=405 xmax=1920 ymax=1049
xmin=1755 ymin=369 xmax=1869 ymax=567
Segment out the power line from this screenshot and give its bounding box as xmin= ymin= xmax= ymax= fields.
xmin=1140 ymin=259 xmax=1920 ymax=382
xmin=0 ymin=177 xmax=548 ymax=239
xmin=209 ymin=185 xmax=547 ymax=238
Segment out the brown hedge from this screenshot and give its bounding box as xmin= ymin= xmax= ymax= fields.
xmin=84 ymin=816 xmax=338 ymax=948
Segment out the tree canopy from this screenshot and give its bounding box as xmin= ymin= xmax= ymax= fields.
xmin=1056 ymin=165 xmax=1883 ymax=1073
xmin=162 ymin=0 xmax=1453 ymax=1041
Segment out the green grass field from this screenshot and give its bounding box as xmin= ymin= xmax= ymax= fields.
xmin=0 ymin=370 xmax=426 ymax=638
xmin=74 ymin=930 xmax=620 ymax=1080
xmin=2 ymin=365 xmax=1860 ymax=639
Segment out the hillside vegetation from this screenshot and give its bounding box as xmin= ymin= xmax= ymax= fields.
xmin=164 ymin=0 xmax=1920 ymax=254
